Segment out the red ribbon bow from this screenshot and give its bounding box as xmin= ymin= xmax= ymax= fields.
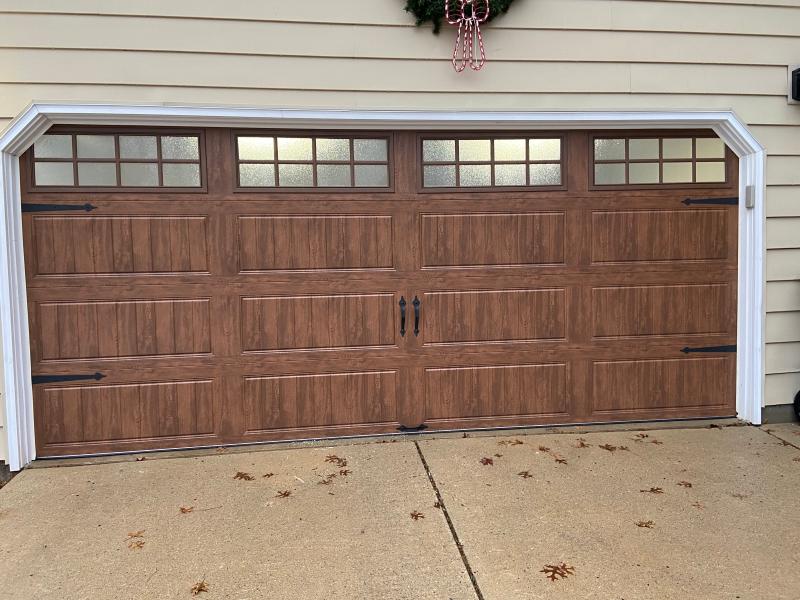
xmin=446 ymin=0 xmax=490 ymax=72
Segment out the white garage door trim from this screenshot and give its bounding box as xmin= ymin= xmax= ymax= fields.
xmin=0 ymin=104 xmax=766 ymax=471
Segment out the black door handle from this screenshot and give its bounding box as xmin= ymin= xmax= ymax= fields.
xmin=413 ymin=296 xmax=421 ymax=337
xmin=399 ymin=296 xmax=407 ymax=337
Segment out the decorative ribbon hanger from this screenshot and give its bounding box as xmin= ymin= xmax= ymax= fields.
xmin=445 ymin=0 xmax=490 ymax=72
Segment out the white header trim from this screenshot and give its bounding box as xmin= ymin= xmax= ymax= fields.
xmin=0 ymin=104 xmax=765 ymax=471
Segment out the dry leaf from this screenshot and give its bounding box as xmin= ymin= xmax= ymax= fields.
xmin=215 ymin=447 xmax=228 ymax=453
xmin=276 ymin=490 xmax=291 ymax=498
xmin=619 ymin=446 xmax=630 ymax=451
xmin=498 ymin=439 xmax=524 ymax=446
xmin=339 ymin=469 xmax=351 ymax=476
xmin=636 ymin=520 xmax=655 ymax=528
xmin=541 ymin=562 xmax=575 ymax=581
xmin=410 ymin=511 xmax=425 ymax=521
xmin=552 ymin=454 xmax=568 ymax=465
xmin=731 ymin=492 xmax=749 ymax=500
xmin=190 ymin=578 xmax=209 ymax=596
xmin=692 ymin=501 xmax=705 ymax=509
xmin=678 ymin=481 xmax=693 ymax=488
xmin=179 ymin=506 xmax=194 ymax=514
xmin=599 ymin=444 xmax=617 ymax=452
xmin=126 ymin=530 xmax=145 ymax=540
xmin=135 ymin=456 xmax=147 ymax=462
xmin=494 ymin=453 xmax=503 ymax=458
xmin=574 ymin=438 xmax=590 ymax=448
xmin=518 ymin=470 xmax=533 ymax=479
xmin=538 ymin=445 xmax=551 ymax=453
xmin=650 ymin=440 xmax=664 ymax=445
xmin=127 ymin=540 xmax=145 ymax=550
xmin=262 ymin=473 xmax=275 ymax=479
xmin=640 ymin=487 xmax=664 ymax=494
xmin=479 ymin=457 xmax=494 ymax=466
xmin=325 ymin=455 xmax=348 ymax=468
xmin=433 ymin=501 xmax=443 ymax=509
xmin=234 ymin=471 xmax=254 ymax=481
xmin=634 ymin=433 xmax=649 ymax=440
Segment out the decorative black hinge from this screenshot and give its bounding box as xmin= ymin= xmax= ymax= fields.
xmin=397 ymin=424 xmax=428 ymax=433
xmin=22 ymin=203 xmax=97 ymax=213
xmin=680 ymin=345 xmax=737 ymax=354
xmin=32 ymin=372 xmax=106 ymax=385
xmin=682 ymin=197 xmax=738 ymax=207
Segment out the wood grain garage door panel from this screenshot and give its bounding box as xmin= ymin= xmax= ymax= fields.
xmin=424 ymin=363 xmax=568 ymax=420
xmin=241 ymin=293 xmax=396 ymax=352
xmin=592 ymin=209 xmax=729 ymax=263
xmin=243 ymin=370 xmax=398 ymax=432
xmin=238 ymin=215 xmax=394 ymax=272
xmin=423 ymin=289 xmax=566 ymax=345
xmin=592 ymin=284 xmax=732 ymax=338
xmin=592 ymin=357 xmax=733 ymax=414
xmin=37 ymin=299 xmax=212 ymax=360
xmin=32 ymin=216 xmax=209 ymax=275
xmin=39 ymin=380 xmax=215 ymax=446
xmin=421 ymin=212 xmax=565 ymax=268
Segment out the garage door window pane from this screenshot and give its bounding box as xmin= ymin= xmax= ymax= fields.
xmin=119 ymin=136 xmax=158 ymax=160
xmin=423 ymin=140 xmax=456 ymax=163
xmin=494 ymin=139 xmax=525 ymax=161
xmin=629 ymin=162 xmax=660 ymax=184
xmin=238 ymin=137 xmax=274 ymax=161
xmin=34 ymin=162 xmax=74 ymax=186
xmin=696 ymin=138 xmax=725 ymax=159
xmin=120 ymin=163 xmax=159 ymax=187
xmin=77 ymin=135 xmax=115 ymax=159
xmin=278 ymin=138 xmax=313 ymax=161
xmin=494 ymin=163 xmax=526 ymax=186
xmin=354 ymin=139 xmax=388 ymax=162
xmin=318 ymin=164 xmax=351 ymax=187
xmin=316 ymin=139 xmax=350 ymax=161
xmin=530 ymin=164 xmax=562 ymax=186
xmin=279 ymin=164 xmax=313 ymax=187
xmin=162 ymin=136 xmax=200 ymax=160
xmin=460 ymin=164 xmax=491 ymax=187
xmin=663 ymin=162 xmax=693 ymax=183
xmin=662 ymin=138 xmax=692 ymax=159
xmin=355 ymin=165 xmax=389 ymax=187
xmin=78 ymin=162 xmax=117 ymax=186
xmin=424 ymin=165 xmax=456 ymax=187
xmin=163 ymin=163 xmax=201 ymax=187
xmin=629 ymin=139 xmax=659 ymax=160
xmin=696 ymin=162 xmax=726 ymax=183
xmin=595 ymin=163 xmax=626 ymax=185
xmin=594 ymin=139 xmax=625 ymax=161
xmin=529 ymin=138 xmax=561 ymax=161
xmin=239 ymin=164 xmax=275 ymax=187
xmin=34 ymin=135 xmax=73 ymax=159
xmin=459 ymin=139 xmax=491 ymax=162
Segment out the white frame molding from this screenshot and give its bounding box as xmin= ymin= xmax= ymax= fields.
xmin=0 ymin=104 xmax=766 ymax=471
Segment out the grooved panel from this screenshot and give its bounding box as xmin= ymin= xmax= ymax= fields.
xmin=425 ymin=363 xmax=568 ymax=419
xmin=592 ymin=209 xmax=728 ymax=263
xmin=592 ymin=358 xmax=732 ymax=413
xmin=238 ymin=215 xmax=393 ymax=272
xmin=244 ymin=371 xmax=397 ymax=431
xmin=37 ymin=299 xmax=212 ymax=360
xmin=32 ymin=216 xmax=209 ymax=275
xmin=421 ymin=212 xmax=565 ymax=268
xmin=39 ymin=380 xmax=215 ymax=444
xmin=592 ymin=284 xmax=731 ymax=338
xmin=423 ymin=289 xmax=565 ymax=344
xmin=241 ymin=293 xmax=396 ymax=352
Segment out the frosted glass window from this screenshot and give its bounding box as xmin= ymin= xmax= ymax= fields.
xmin=277 ymin=138 xmax=312 ymax=161
xmin=594 ymin=139 xmax=625 ymax=161
xmin=316 ymin=139 xmax=350 ymax=161
xmin=354 ymin=165 xmax=389 ymax=187
xmin=594 ymin=163 xmax=626 ymax=185
xmin=458 ymin=139 xmax=491 ymax=161
xmin=663 ymin=162 xmax=693 ymax=183
xmin=317 ymin=164 xmax=351 ymax=187
xmin=163 ymin=163 xmax=200 ymax=187
xmin=423 ymin=140 xmax=456 ymax=162
xmin=662 ymin=138 xmax=692 ymax=159
xmin=494 ymin=164 xmax=526 ymax=186
xmin=239 ymin=163 xmax=275 ymax=187
xmin=494 ymin=139 xmax=526 ymax=161
xmin=459 ymin=164 xmax=491 ymax=186
xmin=161 ymin=136 xmax=200 ymax=160
xmin=529 ymin=138 xmax=561 ymax=161
xmin=696 ymin=162 xmax=726 ymax=183
xmin=696 ymin=138 xmax=725 ymax=159
xmin=629 ymin=138 xmax=659 ymax=160
xmin=77 ymin=162 xmax=116 ymax=186
xmin=424 ymin=165 xmax=456 ymax=187
xmin=278 ymin=163 xmax=313 ymax=187
xmin=530 ymin=164 xmax=562 ymax=186
xmin=77 ymin=135 xmax=115 ymax=159
xmin=120 ymin=163 xmax=158 ymax=187
xmin=238 ymin=137 xmax=274 ymax=161
xmin=119 ymin=136 xmax=157 ymax=160
xmin=354 ymin=139 xmax=388 ymax=162
xmin=34 ymin=135 xmax=73 ymax=159
xmin=629 ymin=162 xmax=660 ymax=184
xmin=34 ymin=162 xmax=74 ymax=186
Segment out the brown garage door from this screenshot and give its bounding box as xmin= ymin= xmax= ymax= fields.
xmin=21 ymin=128 xmax=738 ymax=457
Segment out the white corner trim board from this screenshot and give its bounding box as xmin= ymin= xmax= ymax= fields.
xmin=0 ymin=104 xmax=766 ymax=471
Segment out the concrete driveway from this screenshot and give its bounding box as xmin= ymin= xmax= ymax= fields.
xmin=1 ymin=423 xmax=798 ymax=600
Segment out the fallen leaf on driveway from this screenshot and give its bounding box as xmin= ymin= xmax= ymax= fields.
xmin=678 ymin=481 xmax=693 ymax=488
xmin=518 ymin=470 xmax=533 ymax=479
xmin=179 ymin=506 xmax=194 ymax=514
xmin=276 ymin=490 xmax=292 ymax=498
xmin=339 ymin=469 xmax=351 ymax=476
xmin=634 ymin=433 xmax=649 ymax=440
xmin=599 ymin=444 xmax=618 ymax=452
xmin=410 ymin=511 xmax=425 ymax=521
xmin=498 ymin=439 xmax=524 ymax=446
xmin=636 ymin=520 xmax=655 ymax=528
xmin=538 ymin=445 xmax=551 ymax=453
xmin=234 ymin=472 xmax=254 ymax=481
xmin=541 ymin=562 xmax=575 ymax=581
xmin=325 ymin=455 xmax=348 ymax=468
xmin=692 ymin=501 xmax=704 ymax=509
xmin=480 ymin=457 xmax=494 ymax=466
xmin=263 ymin=473 xmax=275 ymax=478
xmin=126 ymin=530 xmax=145 ymax=539
xmin=650 ymin=440 xmax=664 ymax=445
xmin=574 ymin=438 xmax=590 ymax=448
xmin=190 ymin=578 xmax=209 ymax=595
xmin=127 ymin=540 xmax=145 ymax=550
xmin=640 ymin=487 xmax=664 ymax=494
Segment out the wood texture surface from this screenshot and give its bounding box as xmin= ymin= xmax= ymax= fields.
xmin=21 ymin=128 xmax=739 ymax=457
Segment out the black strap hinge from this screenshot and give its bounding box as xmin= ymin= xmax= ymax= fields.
xmin=682 ymin=197 xmax=738 ymax=207
xmin=680 ymin=345 xmax=737 ymax=354
xmin=22 ymin=203 xmax=97 ymax=213
xmin=32 ymin=372 xmax=106 ymax=385
xmin=397 ymin=424 xmax=428 ymax=433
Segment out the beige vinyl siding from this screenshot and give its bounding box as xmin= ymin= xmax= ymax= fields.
xmin=0 ymin=0 xmax=799 ymax=411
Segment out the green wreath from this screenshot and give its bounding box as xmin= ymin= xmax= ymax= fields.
xmin=404 ymin=0 xmax=516 ymax=34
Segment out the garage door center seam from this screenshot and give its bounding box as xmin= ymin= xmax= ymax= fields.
xmin=414 ymin=441 xmax=485 ymax=600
